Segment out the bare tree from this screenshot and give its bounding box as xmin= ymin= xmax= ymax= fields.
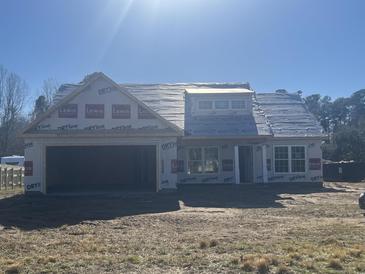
xmin=0 ymin=67 xmax=27 ymax=155
xmin=0 ymin=66 xmax=7 ymax=112
xmin=32 ymin=78 xmax=59 ymax=119
xmin=41 ymin=78 xmax=58 ymax=106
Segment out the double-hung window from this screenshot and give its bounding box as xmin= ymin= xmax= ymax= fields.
xmin=274 ymin=146 xmax=289 ymax=173
xmin=188 ymin=147 xmax=219 ymax=174
xmin=274 ymin=146 xmax=306 ymax=173
xmin=291 ymin=146 xmax=306 ymax=172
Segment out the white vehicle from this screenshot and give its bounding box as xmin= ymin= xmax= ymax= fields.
xmin=1 ymin=155 xmax=25 ymax=166
xmin=360 ymin=193 xmax=365 ymax=215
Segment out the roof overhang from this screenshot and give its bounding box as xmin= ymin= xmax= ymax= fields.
xmin=22 ymin=130 xmax=180 ymax=139
xmin=185 ymin=88 xmax=253 ymax=94
xmin=270 ymin=135 xmax=328 ymax=140
xmin=182 ymin=135 xmax=271 ymax=140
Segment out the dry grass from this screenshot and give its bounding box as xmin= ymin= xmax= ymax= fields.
xmin=276 ymin=265 xmax=292 ymax=274
xmin=0 ymin=181 xmax=364 ymax=273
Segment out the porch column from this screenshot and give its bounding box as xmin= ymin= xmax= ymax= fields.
xmin=262 ymin=145 xmax=268 ymax=183
xmin=234 ymin=145 xmax=240 ymax=184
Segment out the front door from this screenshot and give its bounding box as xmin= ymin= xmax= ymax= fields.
xmin=239 ymin=146 xmax=253 ymax=183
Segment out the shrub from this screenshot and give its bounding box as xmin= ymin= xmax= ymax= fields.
xmin=230 ymin=258 xmax=239 ymax=265
xmin=199 ymin=240 xmax=208 ymax=249
xmin=5 ymin=264 xmax=20 ymax=274
xmin=328 ymin=259 xmax=343 ymax=270
xmin=209 ymin=239 xmax=218 ymax=247
xmin=127 ymin=255 xmax=141 ymax=264
xmin=255 ymin=258 xmax=270 ymax=274
xmin=241 ymin=262 xmax=254 ymax=272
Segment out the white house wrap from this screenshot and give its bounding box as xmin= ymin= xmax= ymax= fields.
xmin=22 ymin=72 xmax=324 ymax=193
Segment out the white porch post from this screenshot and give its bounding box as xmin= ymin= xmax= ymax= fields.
xmin=262 ymin=145 xmax=268 ymax=183
xmin=234 ymin=145 xmax=240 ymax=184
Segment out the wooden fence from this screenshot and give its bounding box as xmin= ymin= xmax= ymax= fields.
xmin=0 ymin=165 xmax=24 ymax=190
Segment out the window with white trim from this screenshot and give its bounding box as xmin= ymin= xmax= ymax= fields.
xmin=231 ymin=100 xmax=246 ymax=109
xmin=274 ymin=146 xmax=289 ymax=173
xmin=291 ymin=146 xmax=306 ymax=172
xmin=274 ymin=146 xmax=306 ymax=173
xmin=214 ymin=100 xmax=229 ymax=109
xmin=188 ymin=147 xmax=219 ymax=174
xmin=198 ymin=101 xmax=213 ymax=110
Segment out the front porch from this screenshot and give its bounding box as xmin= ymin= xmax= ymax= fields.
xmin=177 ymin=137 xmax=270 ymax=185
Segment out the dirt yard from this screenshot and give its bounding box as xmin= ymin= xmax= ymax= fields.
xmin=0 ymin=182 xmax=365 ymax=274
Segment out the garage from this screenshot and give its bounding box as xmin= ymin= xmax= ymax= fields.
xmin=46 ymin=145 xmax=157 ymax=193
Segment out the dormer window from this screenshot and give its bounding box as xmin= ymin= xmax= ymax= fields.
xmin=198 ymin=101 xmax=213 ymax=110
xmin=187 ymin=88 xmax=253 ymax=116
xmin=232 ymin=100 xmax=246 ymax=109
xmin=215 ymin=100 xmax=229 ymax=109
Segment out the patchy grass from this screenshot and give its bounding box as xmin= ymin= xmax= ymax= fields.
xmin=0 ymin=182 xmax=364 ymax=273
xmin=276 ymin=265 xmax=292 ymax=274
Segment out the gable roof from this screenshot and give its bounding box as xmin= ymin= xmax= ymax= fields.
xmin=22 ymin=73 xmax=183 ymax=136
xmin=30 ymin=74 xmax=324 ymax=139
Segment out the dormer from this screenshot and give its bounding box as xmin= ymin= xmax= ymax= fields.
xmin=185 ymin=88 xmax=254 ymax=116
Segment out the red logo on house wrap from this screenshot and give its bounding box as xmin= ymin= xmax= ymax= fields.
xmin=24 ymin=161 xmax=33 ymax=176
xmin=309 ymin=158 xmax=321 ymax=170
xmin=85 ymin=104 xmax=104 ymax=119
xmin=112 ymin=104 xmax=131 ymax=119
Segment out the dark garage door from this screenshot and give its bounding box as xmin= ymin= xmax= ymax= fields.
xmin=46 ymin=145 xmax=156 ymax=193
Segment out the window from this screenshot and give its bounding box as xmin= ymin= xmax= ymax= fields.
xmin=85 ymin=104 xmax=104 ymax=119
xmin=58 ymin=104 xmax=78 ymax=118
xmin=274 ymin=146 xmax=289 ymax=173
xmin=198 ymin=101 xmax=213 ymax=110
xmin=215 ymin=100 xmax=229 ymax=109
xmin=112 ymin=104 xmax=131 ymax=119
xmin=291 ymin=146 xmax=306 ymax=172
xmin=232 ymin=100 xmax=246 ymax=109
xmin=274 ymin=146 xmax=306 ymax=173
xmin=138 ymin=105 xmax=155 ymax=119
xmin=204 ymin=147 xmax=219 ymax=173
xmin=188 ymin=147 xmax=219 ymax=174
xmin=188 ymin=148 xmax=203 ymax=174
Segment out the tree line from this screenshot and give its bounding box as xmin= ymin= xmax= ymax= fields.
xmin=304 ymin=90 xmax=365 ymax=162
xmin=0 ymin=65 xmax=58 ymax=157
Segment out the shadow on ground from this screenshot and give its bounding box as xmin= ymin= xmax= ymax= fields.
xmin=178 ymin=182 xmax=342 ymax=208
xmin=0 ymin=183 xmax=344 ymax=230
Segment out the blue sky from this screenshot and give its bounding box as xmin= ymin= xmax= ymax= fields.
xmin=1 ymin=0 xmax=365 ymax=100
